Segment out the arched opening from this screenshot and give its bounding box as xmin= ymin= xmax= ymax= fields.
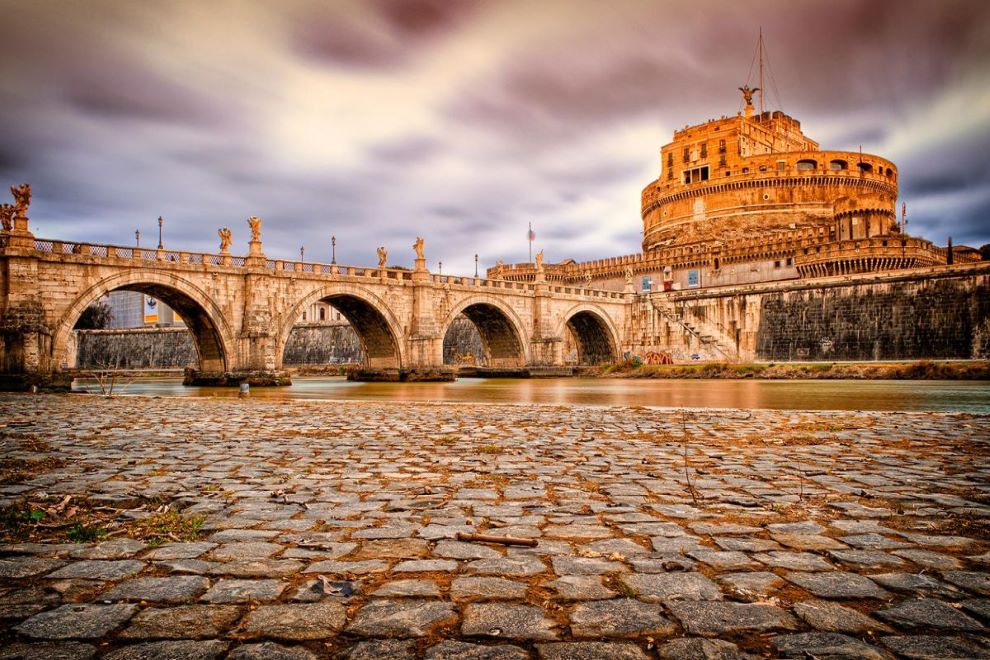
xmin=281 ymin=293 xmax=400 ymax=370
xmin=443 ymin=303 xmax=525 ymax=369
xmin=565 ymin=310 xmax=617 ymax=366
xmin=829 ymin=159 xmax=848 ymax=171
xmin=67 ymin=283 xmax=226 ymax=374
xmin=796 ymin=159 xmax=817 ymax=171
xmin=858 ymin=162 xmax=873 ymax=174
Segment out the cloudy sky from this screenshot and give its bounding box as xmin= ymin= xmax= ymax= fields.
xmin=2 ymin=0 xmax=988 ymax=273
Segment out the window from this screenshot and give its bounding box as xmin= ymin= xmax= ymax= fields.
xmin=829 ymin=159 xmax=848 ymax=171
xmin=796 ymin=159 xmax=817 ymax=171
xmin=682 ymin=166 xmax=710 ymax=184
xmin=719 ymin=154 xmax=726 ymax=167
xmin=857 ymin=162 xmax=873 ymax=173
xmin=777 ymin=160 xmax=786 ymax=172
xmin=700 ymin=143 xmax=707 ymax=159
xmin=774 ymin=260 xmax=781 ymax=268
xmin=719 ymin=139 xmax=726 ymax=153
xmin=785 ymin=257 xmax=793 ymax=266
xmin=682 ymin=147 xmax=690 ymax=163
xmin=319 ymin=308 xmax=326 ymax=321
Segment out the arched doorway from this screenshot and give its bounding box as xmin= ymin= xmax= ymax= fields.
xmin=442 ymin=301 xmax=526 ymax=369
xmin=280 ymin=288 xmax=403 ymax=370
xmin=563 ymin=309 xmax=618 ymax=365
xmin=54 ymin=275 xmax=233 ymax=377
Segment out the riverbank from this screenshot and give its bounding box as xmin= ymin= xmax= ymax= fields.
xmin=0 ymin=394 xmax=987 ymax=658
xmin=586 ymin=359 xmax=990 ymax=380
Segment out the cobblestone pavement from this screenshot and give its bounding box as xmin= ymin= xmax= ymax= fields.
xmin=1 ymin=393 xmax=989 ymax=659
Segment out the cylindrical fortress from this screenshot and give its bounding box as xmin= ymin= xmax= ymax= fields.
xmin=641 ymin=109 xmax=898 ymax=251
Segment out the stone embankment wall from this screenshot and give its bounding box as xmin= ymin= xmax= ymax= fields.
xmin=756 ymin=275 xmax=990 ymax=361
xmin=637 ymin=263 xmax=990 ymax=362
xmin=75 ymin=327 xmax=197 ymax=369
xmin=74 ymin=317 xmax=485 ymax=369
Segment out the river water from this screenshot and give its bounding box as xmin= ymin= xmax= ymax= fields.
xmin=71 ymin=376 xmax=990 ymax=413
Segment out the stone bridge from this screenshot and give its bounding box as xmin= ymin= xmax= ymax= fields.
xmin=0 ymin=220 xmax=633 ymax=389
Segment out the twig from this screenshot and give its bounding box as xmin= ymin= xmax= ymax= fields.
xmin=456 ymin=532 xmax=538 ymax=547
xmin=682 ymin=410 xmax=699 ymax=505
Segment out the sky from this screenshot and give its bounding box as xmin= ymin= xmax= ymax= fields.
xmin=2 ymin=0 xmax=989 ymax=274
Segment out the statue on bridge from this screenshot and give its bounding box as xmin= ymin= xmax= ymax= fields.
xmin=413 ymin=237 xmax=425 ymax=260
xmin=0 ymin=204 xmax=13 ymax=232
xmin=624 ymin=266 xmax=634 ymax=283
xmin=377 ymin=246 xmax=388 ymax=269
xmin=247 ymin=216 xmax=262 ymax=242
xmin=494 ymin=260 xmax=505 ymax=279
xmin=218 ymin=227 xmax=232 ymax=253
xmin=10 ymin=183 xmax=30 ymax=218
xmin=535 ymin=249 xmax=544 ymax=274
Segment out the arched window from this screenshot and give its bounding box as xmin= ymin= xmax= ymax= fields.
xmin=796 ymin=159 xmax=817 ymax=171
xmin=829 ymin=159 xmax=848 ymax=171
xmin=319 ymin=307 xmax=326 ymax=321
xmin=858 ymin=162 xmax=873 ymax=173
xmin=885 ymin=167 xmax=893 ymax=177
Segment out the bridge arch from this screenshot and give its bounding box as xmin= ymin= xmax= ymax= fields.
xmin=52 ymin=271 xmax=236 ymax=373
xmin=441 ymin=296 xmax=529 ymax=368
xmin=278 ymin=283 xmax=405 ymax=369
xmin=557 ymin=303 xmax=620 ymax=366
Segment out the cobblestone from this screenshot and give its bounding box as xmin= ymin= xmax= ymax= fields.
xmin=0 ymin=394 xmax=988 ymax=656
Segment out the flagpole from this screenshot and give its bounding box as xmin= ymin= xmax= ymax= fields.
xmin=528 ymin=222 xmax=533 ymax=262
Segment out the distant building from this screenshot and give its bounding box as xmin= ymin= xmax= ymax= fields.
xmin=299 ymin=301 xmax=343 ymax=323
xmin=102 ymin=291 xmax=183 ymax=328
xmin=491 ymin=86 xmax=978 ymax=291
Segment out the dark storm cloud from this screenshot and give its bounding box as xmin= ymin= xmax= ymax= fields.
xmin=291 ymin=0 xmax=477 ymax=69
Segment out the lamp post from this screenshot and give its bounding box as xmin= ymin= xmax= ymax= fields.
xmin=300 ymin=246 xmax=304 ymax=262
xmin=135 ymin=230 xmax=140 ymax=247
xmin=438 ymin=260 xmax=442 ymax=276
xmin=474 ymin=253 xmax=479 ymax=278
xmin=157 ymin=216 xmax=164 ymax=249
xmin=331 ymin=235 xmax=336 ymax=264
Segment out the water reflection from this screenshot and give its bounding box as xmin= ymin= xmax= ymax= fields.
xmin=71 ymin=376 xmax=990 ymax=413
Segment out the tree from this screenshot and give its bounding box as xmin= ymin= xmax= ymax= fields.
xmin=76 ymin=302 xmax=113 ymax=330
xmin=980 ymin=243 xmax=990 ymax=261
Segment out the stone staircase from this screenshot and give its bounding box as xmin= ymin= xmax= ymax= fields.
xmin=650 ymin=298 xmax=737 ymax=361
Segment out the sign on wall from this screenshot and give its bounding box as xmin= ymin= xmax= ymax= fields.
xmin=687 ymin=270 xmax=700 ymax=288
xmin=144 ymin=296 xmax=159 ymax=324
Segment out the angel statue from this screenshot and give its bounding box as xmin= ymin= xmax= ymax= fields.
xmin=584 ymin=271 xmax=593 ymax=284
xmin=494 ymin=260 xmax=505 ymax=279
xmin=0 ymin=204 xmax=14 ymax=232
xmin=624 ymin=266 xmax=634 ymax=282
xmin=377 ymin=246 xmax=388 ymax=269
xmin=413 ymin=237 xmax=425 ymax=260
xmin=247 ymin=216 xmax=262 ymax=241
xmin=10 ymin=183 xmax=31 ymax=215
xmin=535 ymin=249 xmax=544 ymax=273
xmin=218 ymin=227 xmax=232 ymax=253
xmin=738 ymin=85 xmax=759 ymax=107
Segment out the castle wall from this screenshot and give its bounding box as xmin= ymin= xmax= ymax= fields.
xmin=633 ymin=263 xmax=990 ymax=362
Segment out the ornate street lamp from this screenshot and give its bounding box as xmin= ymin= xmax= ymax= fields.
xmin=157 ymin=216 xmax=164 ymax=249
xmin=135 ymin=229 xmax=140 ymax=247
xmin=331 ymin=235 xmax=336 ymax=264
xmin=474 ymin=253 xmax=479 ymax=278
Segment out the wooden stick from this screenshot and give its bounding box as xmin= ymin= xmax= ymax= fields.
xmin=456 ymin=531 xmax=538 ymax=547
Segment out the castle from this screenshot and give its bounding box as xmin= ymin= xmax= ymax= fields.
xmin=490 ymin=88 xmax=978 ymax=292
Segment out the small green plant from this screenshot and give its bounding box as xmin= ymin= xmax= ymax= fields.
xmin=132 ymin=510 xmax=205 ymax=544
xmin=68 ymin=523 xmax=107 ymax=542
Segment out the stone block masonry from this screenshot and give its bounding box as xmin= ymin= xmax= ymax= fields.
xmin=757 ymin=276 xmax=990 ymax=361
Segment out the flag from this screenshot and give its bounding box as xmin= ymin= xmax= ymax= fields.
xmin=527 ymin=225 xmax=536 ymax=241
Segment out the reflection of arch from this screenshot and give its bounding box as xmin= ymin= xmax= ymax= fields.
xmin=557 ymin=304 xmax=620 ymax=365
xmin=441 ymin=297 xmax=528 ymax=368
xmin=278 ymin=284 xmax=404 ymax=369
xmin=53 ymin=271 xmax=234 ymax=373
